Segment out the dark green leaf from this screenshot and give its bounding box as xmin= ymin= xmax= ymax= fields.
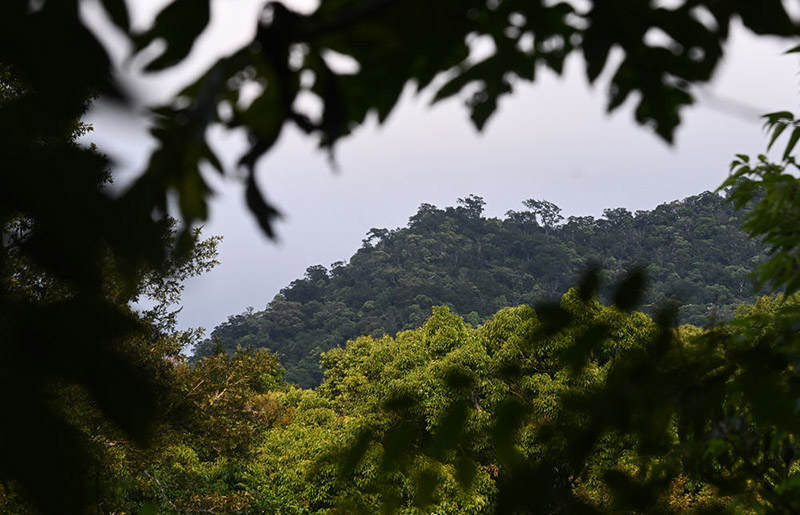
xmin=135 ymin=0 xmax=212 ymax=72
xmin=612 ymin=267 xmax=647 ymax=312
xmin=784 ymin=127 xmax=800 ymax=160
xmin=245 ymin=170 xmax=281 ymax=239
xmin=100 ymin=0 xmax=130 ymax=31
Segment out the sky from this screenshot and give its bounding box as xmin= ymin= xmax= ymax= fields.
xmin=81 ymin=0 xmax=800 ymax=335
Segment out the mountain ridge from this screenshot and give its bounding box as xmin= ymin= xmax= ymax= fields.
xmin=194 ymin=191 xmax=766 ymax=387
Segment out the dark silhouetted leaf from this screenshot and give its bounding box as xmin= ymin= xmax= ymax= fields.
xmin=578 ymin=263 xmax=601 ymax=302
xmin=100 ymin=0 xmax=130 ymax=31
xmin=245 ymin=170 xmax=281 ymax=239
xmin=534 ymin=301 xmax=572 ymax=336
xmin=340 ymin=428 xmax=373 ymax=478
xmin=134 ymin=0 xmax=212 ymax=72
xmin=612 ymin=267 xmax=647 ymax=312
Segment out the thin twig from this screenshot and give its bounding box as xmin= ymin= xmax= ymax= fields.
xmin=143 ymin=469 xmax=178 ymax=512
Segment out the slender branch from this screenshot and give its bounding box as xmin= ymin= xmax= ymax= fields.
xmin=144 ymin=469 xmax=179 ymax=512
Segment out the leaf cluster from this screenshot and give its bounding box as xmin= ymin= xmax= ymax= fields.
xmin=122 ymin=0 xmax=799 ymax=236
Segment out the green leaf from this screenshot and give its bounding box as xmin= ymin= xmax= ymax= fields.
xmin=455 ymin=458 xmax=476 ymax=489
xmin=340 ymin=428 xmax=372 ymax=478
xmin=534 ymin=302 xmax=572 ymax=336
xmin=784 ymin=127 xmax=800 ymax=160
xmin=380 ymin=422 xmax=417 ymax=472
xmin=136 ymin=503 xmax=160 ymax=515
xmin=767 ymin=122 xmax=788 ymax=151
xmin=135 ymin=0 xmax=211 ymax=72
xmin=415 ymin=466 xmax=439 ymax=508
xmin=577 ymin=264 xmax=601 ymax=302
xmin=762 ymin=111 xmax=794 ymax=121
xmin=427 ymin=401 xmax=468 ymax=460
xmin=612 ymin=267 xmax=647 ymax=312
xmin=245 ymin=170 xmax=281 ymax=239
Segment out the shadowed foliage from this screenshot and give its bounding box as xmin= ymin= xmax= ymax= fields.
xmin=1 ymin=0 xmax=798 ymax=511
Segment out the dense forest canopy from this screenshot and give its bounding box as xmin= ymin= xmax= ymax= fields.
xmin=5 ymin=289 xmax=800 ymax=513
xmin=196 ymin=191 xmax=767 ymax=387
xmin=2 ymin=0 xmax=800 ymax=512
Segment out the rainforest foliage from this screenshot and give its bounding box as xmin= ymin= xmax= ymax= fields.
xmin=3 ymin=0 xmax=800 ymax=512
xmin=5 ymin=288 xmax=800 ymax=513
xmin=196 ymin=191 xmax=767 ymax=387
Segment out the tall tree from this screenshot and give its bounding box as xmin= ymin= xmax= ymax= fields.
xmin=523 ymin=199 xmax=564 ymax=232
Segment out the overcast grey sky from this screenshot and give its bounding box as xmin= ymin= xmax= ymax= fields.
xmin=82 ymin=0 xmax=800 ymax=334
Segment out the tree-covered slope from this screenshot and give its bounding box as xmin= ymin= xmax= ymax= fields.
xmin=194 ymin=192 xmax=766 ymax=387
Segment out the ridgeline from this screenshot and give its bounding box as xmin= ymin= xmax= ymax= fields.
xmin=194 ymin=192 xmax=765 ymax=387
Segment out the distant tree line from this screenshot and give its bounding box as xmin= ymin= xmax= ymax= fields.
xmin=195 ymin=191 xmax=766 ymax=387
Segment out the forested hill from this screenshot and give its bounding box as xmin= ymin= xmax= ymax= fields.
xmin=194 ymin=192 xmax=766 ymax=387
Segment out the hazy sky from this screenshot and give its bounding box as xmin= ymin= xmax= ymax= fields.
xmin=82 ymin=0 xmax=800 ymax=334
